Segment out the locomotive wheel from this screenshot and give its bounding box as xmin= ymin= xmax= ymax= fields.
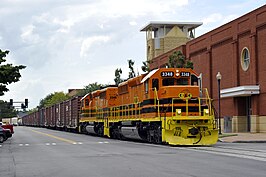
xmin=154 ymin=126 xmax=162 ymax=144
xmin=97 ymin=125 xmax=104 ymax=136
xmin=147 ymin=131 xmax=152 ymax=143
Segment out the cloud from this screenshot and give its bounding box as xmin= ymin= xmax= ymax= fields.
xmin=1 ymin=0 xmax=265 ymax=109
xmin=20 ymin=25 xmax=40 ymax=44
xmin=202 ymin=13 xmax=223 ymax=25
xmin=129 ymin=21 xmax=137 ymax=26
xmin=80 ymin=36 xmax=111 ymax=59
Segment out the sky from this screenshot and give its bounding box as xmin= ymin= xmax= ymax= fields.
xmin=0 ymin=0 xmax=265 ymax=109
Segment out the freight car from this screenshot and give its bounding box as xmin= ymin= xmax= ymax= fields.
xmin=79 ymin=68 xmax=218 ymax=145
xmin=22 ymin=96 xmax=81 ymax=132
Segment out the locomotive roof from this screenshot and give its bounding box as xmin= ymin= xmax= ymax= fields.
xmin=141 ymin=68 xmax=159 ymax=83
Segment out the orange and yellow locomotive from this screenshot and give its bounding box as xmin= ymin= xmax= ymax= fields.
xmin=79 ymin=68 xmax=218 ymax=145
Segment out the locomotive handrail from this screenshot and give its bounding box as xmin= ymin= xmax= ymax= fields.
xmin=204 ymin=88 xmax=214 ymax=115
xmin=171 ymin=96 xmax=214 ymax=118
xmin=153 ymin=88 xmax=160 ymax=116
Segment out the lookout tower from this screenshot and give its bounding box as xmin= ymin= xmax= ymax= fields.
xmin=140 ymin=21 xmax=202 ymax=62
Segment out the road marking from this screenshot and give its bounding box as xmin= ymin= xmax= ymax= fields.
xmin=98 ymin=141 xmax=109 ymax=144
xmin=173 ymin=146 xmax=266 ymax=162
xmin=78 ymin=142 xmax=83 ymax=144
xmin=52 ymin=143 xmax=56 ymax=145
xmin=45 ymin=143 xmax=50 ymax=146
xmin=30 ymin=129 xmax=77 ymax=144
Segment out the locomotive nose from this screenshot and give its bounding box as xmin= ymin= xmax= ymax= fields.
xmin=189 ymin=127 xmax=199 ymax=135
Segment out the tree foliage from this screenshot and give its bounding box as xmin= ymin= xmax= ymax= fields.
xmin=27 ymin=107 xmax=38 ymax=114
xmin=0 ymin=100 xmax=17 ymax=119
xmin=128 ymin=59 xmax=136 ymax=79
xmin=168 ymin=51 xmax=194 ymax=69
xmin=114 ymin=68 xmax=123 ymax=85
xmin=0 ymin=49 xmax=26 ymax=96
xmin=76 ymin=82 xmax=103 ymax=96
xmin=39 ymin=92 xmax=70 ymax=108
xmin=141 ymin=61 xmax=150 ymax=73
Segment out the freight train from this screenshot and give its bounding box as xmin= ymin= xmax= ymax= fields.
xmin=22 ymin=68 xmax=218 ymax=145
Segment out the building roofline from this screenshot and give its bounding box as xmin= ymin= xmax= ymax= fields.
xmin=140 ymin=21 xmax=203 ymax=31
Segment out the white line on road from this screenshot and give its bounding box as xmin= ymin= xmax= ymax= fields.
xmin=98 ymin=141 xmax=109 ymax=144
xmin=175 ymin=146 xmax=266 ymax=162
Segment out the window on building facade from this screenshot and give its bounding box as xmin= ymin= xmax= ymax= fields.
xmin=241 ymin=47 xmax=250 ymax=71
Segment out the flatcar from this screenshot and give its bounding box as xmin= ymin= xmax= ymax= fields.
xmin=79 ymin=68 xmax=218 ymax=145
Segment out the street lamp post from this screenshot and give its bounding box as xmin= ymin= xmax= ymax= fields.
xmin=216 ymin=72 xmax=222 ymax=135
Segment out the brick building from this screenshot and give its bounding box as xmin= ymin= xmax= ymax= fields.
xmin=143 ymin=5 xmax=266 ymax=133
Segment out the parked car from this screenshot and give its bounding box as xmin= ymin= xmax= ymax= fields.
xmin=0 ymin=127 xmax=7 ymax=143
xmin=0 ymin=122 xmax=14 ymax=134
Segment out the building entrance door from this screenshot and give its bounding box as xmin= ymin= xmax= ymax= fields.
xmin=236 ymin=96 xmax=251 ymax=132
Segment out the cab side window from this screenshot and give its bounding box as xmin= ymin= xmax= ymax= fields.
xmin=145 ymin=81 xmax=149 ymax=93
xmin=191 ymin=75 xmax=198 ymax=85
xmin=152 ymin=78 xmax=159 ymax=91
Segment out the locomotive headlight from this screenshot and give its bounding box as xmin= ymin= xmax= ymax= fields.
xmin=176 ymin=70 xmax=180 ymax=76
xmin=204 ymin=109 xmax=209 ymax=115
xmin=176 ymin=109 xmax=182 ymax=115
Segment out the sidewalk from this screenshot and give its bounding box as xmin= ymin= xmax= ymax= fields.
xmin=219 ymin=133 xmax=266 ymax=143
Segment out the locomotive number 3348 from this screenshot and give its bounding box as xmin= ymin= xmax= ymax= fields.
xmin=161 ymin=71 xmax=174 ymax=77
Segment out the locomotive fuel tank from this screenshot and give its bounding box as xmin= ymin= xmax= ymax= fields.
xmin=120 ymin=126 xmax=142 ymax=140
xmin=85 ymin=125 xmax=97 ymax=135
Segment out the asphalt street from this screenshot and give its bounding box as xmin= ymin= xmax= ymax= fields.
xmin=1 ymin=126 xmax=265 ymax=177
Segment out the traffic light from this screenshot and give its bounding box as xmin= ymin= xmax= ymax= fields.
xmin=25 ymin=99 xmax=28 ymax=108
xmin=9 ymin=99 xmax=13 ymax=106
xmin=9 ymin=99 xmax=13 ymax=109
xmin=21 ymin=103 xmax=26 ymax=109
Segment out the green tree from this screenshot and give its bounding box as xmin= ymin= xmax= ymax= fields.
xmin=168 ymin=51 xmax=194 ymax=69
xmin=141 ymin=61 xmax=150 ymax=73
xmin=76 ymin=82 xmax=103 ymax=96
xmin=0 ymin=49 xmax=26 ymax=96
xmin=128 ymin=59 xmax=136 ymax=78
xmin=114 ymin=68 xmax=123 ymax=85
xmin=27 ymin=107 xmax=38 ymax=114
xmin=0 ymin=100 xmax=17 ymax=119
xmin=39 ymin=91 xmax=70 ymax=108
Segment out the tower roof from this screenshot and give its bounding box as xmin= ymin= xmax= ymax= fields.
xmin=140 ymin=21 xmax=202 ymax=31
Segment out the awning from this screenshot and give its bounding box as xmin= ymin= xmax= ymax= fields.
xmin=221 ymin=85 xmax=260 ymax=98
